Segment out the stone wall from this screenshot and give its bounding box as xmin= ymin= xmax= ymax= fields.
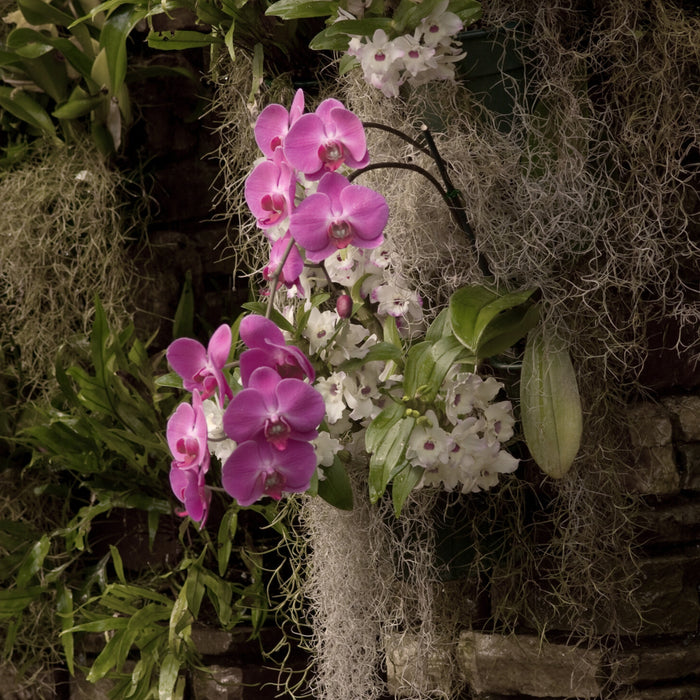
xmin=387 ymin=394 xmax=700 ymax=699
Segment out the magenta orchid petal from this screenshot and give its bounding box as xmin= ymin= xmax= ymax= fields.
xmin=207 ymin=324 xmax=232 ymax=369
xmin=167 ymin=338 xmax=207 ymax=388
xmin=222 ymin=367 xmax=325 ymax=449
xmin=244 ymin=155 xmax=296 ymax=229
xmin=284 ymin=113 xmax=327 ymax=175
xmin=264 ymin=233 xmax=304 ymax=288
xmin=222 ymin=387 xmax=272 ymax=443
xmin=289 ymin=172 xmax=388 ymax=261
xmin=254 ymin=90 xmax=306 ymax=158
xmin=221 ymin=440 xmax=267 ymax=505
xmin=247 ymin=365 xmax=283 ymax=397
xmin=340 ymin=185 xmax=389 ymax=243
xmin=314 ymin=98 xmax=345 ymax=121
xmin=316 ymin=171 xmax=351 ymax=203
xmin=238 ymin=315 xmax=315 ymax=383
xmin=325 ymin=107 xmax=370 ymax=166
xmin=222 ymin=439 xmax=317 ymax=506
xmin=289 ymin=88 xmax=305 ymax=123
xmin=275 ymin=378 xmax=326 ymax=433
xmin=167 ymin=326 xmax=232 ymax=404
xmin=169 ymin=466 xmax=211 ymax=525
xmin=166 ymin=392 xmax=210 ymax=471
xmin=289 ymin=193 xmax=334 ymax=253
xmin=240 ymin=314 xmax=286 ymax=349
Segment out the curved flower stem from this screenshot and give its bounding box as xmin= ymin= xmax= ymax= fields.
xmin=348 ymin=161 xmax=447 ymax=201
xmin=265 ymin=235 xmax=298 ymax=319
xmin=362 ymin=121 xmax=431 ymax=156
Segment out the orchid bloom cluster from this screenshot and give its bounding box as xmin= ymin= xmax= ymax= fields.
xmin=165 ymin=317 xmax=325 ymax=525
xmin=346 ymin=1 xmax=465 ymax=98
xmin=412 ymin=371 xmax=518 ymax=493
xmin=162 ymin=90 xmax=519 ymax=524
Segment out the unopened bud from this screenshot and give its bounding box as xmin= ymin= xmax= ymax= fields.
xmin=336 ymin=294 xmax=353 ymax=319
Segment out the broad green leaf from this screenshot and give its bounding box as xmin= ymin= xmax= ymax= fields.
xmin=476 ymin=302 xmax=540 ymax=359
xmin=100 ymin=6 xmax=145 ymax=95
xmin=56 ymin=582 xmax=74 ymax=675
xmin=0 ymin=87 xmax=58 ymax=138
xmin=173 ymin=270 xmax=194 ymax=340
xmin=368 ymin=413 xmax=416 ymax=503
xmin=520 ymin=327 xmax=582 ymax=479
xmin=338 ymin=342 xmax=402 ymax=372
xmin=17 ymin=0 xmax=74 ymax=26
xmin=265 ymin=0 xmax=337 ymax=19
xmin=16 ymin=534 xmax=50 ymax=588
xmin=109 ymin=544 xmax=126 ymax=584
xmin=392 ymin=463 xmax=423 ymax=516
xmin=449 ymin=285 xmax=535 ymax=357
xmin=53 ymin=94 xmax=106 ymax=120
xmin=310 ymin=18 xmax=392 ymax=50
xmin=0 ymin=586 xmax=43 ymax=619
xmin=147 ymin=29 xmax=219 ymax=51
xmin=403 ymin=336 xmax=473 ymax=403
xmin=217 ymin=508 xmax=236 ymax=577
xmin=317 ymin=457 xmax=354 ymax=511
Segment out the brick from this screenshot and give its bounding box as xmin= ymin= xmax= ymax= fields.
xmin=678 ymin=443 xmax=700 ymax=490
xmin=627 ymin=404 xmax=673 ymax=447
xmin=385 ymin=633 xmax=455 ymax=698
xmin=618 ymin=641 xmax=700 ymax=683
xmin=457 ymin=632 xmax=602 ymax=697
xmin=663 ymin=396 xmax=700 ymax=441
xmin=623 ymin=685 xmax=700 ymax=700
xmin=626 ymin=446 xmax=680 ymax=495
xmin=192 ymin=665 xmax=244 ymax=699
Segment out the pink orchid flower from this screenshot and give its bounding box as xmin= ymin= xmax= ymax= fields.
xmin=284 ymin=98 xmax=370 ymax=179
xmin=239 ymin=315 xmax=315 ymax=384
xmin=254 ymin=88 xmax=305 ymax=158
xmin=289 ymin=171 xmax=389 ymax=262
xmin=166 ymin=390 xmax=210 ymax=473
xmin=222 ymin=438 xmax=317 ymax=506
xmin=167 ymin=324 xmax=233 ymax=404
xmin=264 ymin=232 xmax=305 ymax=291
xmin=222 ymin=366 xmax=325 ymax=451
xmin=244 ymin=150 xmax=298 ymax=230
xmin=169 ymin=464 xmax=212 ymax=525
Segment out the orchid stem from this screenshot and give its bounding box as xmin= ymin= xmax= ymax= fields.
xmin=362 ymin=121 xmax=431 ymax=156
xmin=265 ymin=235 xmax=297 ymax=319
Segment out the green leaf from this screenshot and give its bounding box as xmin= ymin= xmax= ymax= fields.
xmin=338 ymin=342 xmax=402 ymax=372
xmin=449 ymin=285 xmax=536 ymax=357
xmin=310 ymin=18 xmax=393 ymax=50
xmin=0 ymin=87 xmax=58 ymax=139
xmin=53 ymin=94 xmax=106 ymax=120
xmin=317 ymin=457 xmax=354 ymax=510
xmin=367 ymin=409 xmax=416 ymax=503
xmin=100 ymin=6 xmax=145 ymax=95
xmin=56 ymin=582 xmax=75 ymax=675
xmin=476 ymin=302 xmax=540 ymax=359
xmin=217 ymin=506 xmax=237 ymax=577
xmin=16 ymin=534 xmax=49 ymax=588
xmin=18 ymin=0 xmax=75 ymax=26
xmin=265 ymin=0 xmax=337 ymax=19
xmin=109 ymin=544 xmax=126 ymax=584
xmin=0 ymin=587 xmax=43 ymax=619
xmin=173 ymin=270 xmax=194 ymax=340
xmin=520 ymin=327 xmax=582 ymax=479
xmin=147 ymin=29 xmax=219 ymax=51
xmin=392 ymin=463 xmax=423 ymax=516
xmin=403 ymin=336 xmax=473 ymax=403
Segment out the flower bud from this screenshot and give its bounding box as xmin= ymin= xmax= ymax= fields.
xmin=336 ymin=294 xmax=353 ymax=319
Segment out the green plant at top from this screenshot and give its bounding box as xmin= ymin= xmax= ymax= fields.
xmin=3 ymin=298 xmax=277 ymax=697
xmin=0 ymin=0 xmax=194 ymax=159
xmin=266 ymin=0 xmax=482 ymax=96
